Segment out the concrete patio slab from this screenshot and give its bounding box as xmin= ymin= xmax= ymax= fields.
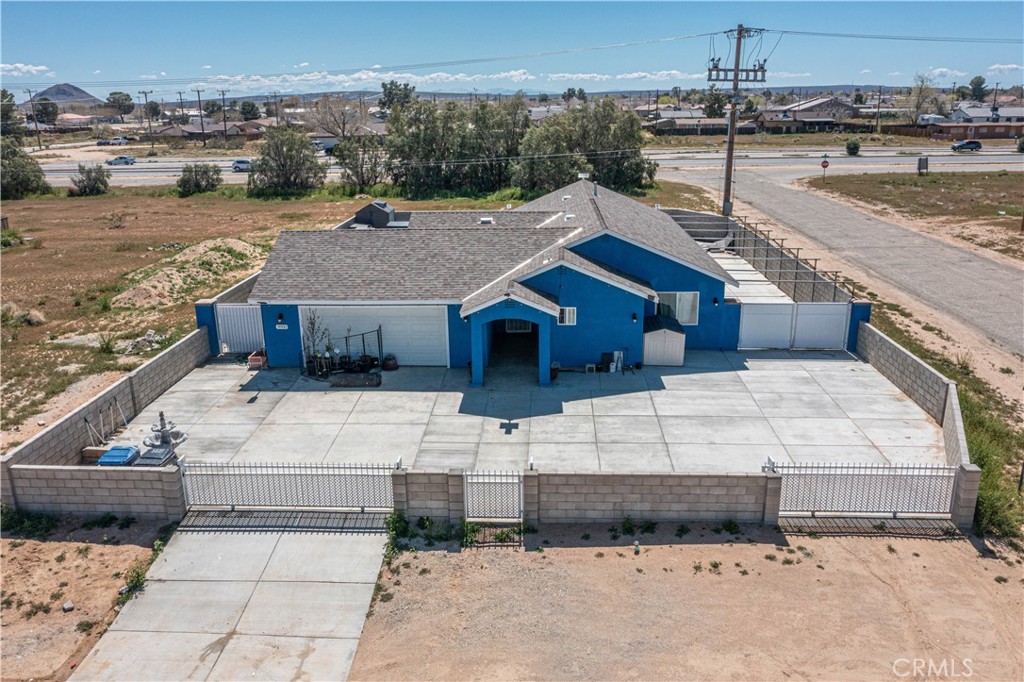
xmin=737 ymin=371 xmax=823 ymax=394
xmin=166 ymin=364 xmax=253 ymax=393
xmin=176 ymin=422 xmax=260 ymax=462
xmin=528 ymin=442 xmax=601 ymax=472
xmin=206 ymin=634 xmax=360 ymax=682
xmin=810 ymin=371 xmax=903 ymax=395
xmin=200 ymin=390 xmax=286 ymax=425
xmin=658 ymin=416 xmax=781 ymax=445
xmin=783 ymin=445 xmax=890 ymax=464
xmin=591 ymin=392 xmax=656 ymax=416
xmin=345 ymin=392 xmax=437 ymax=424
xmin=668 ymin=443 xmax=791 ymax=472
xmin=480 ymin=416 xmax=530 ymax=443
xmin=262 ymin=390 xmax=361 ymax=424
xmin=598 ymin=443 xmax=673 ymax=472
xmin=412 ymin=444 xmax=478 ymax=470
xmin=750 ymin=392 xmax=847 ymax=418
xmin=854 ymin=418 xmax=945 ymax=448
xmin=236 ymin=581 xmax=375 ymax=639
xmin=72 ymin=631 xmax=224 ymax=681
xmin=260 ymin=533 xmax=386 ymax=583
xmin=594 ymin=416 xmax=664 ymax=443
xmin=148 ymin=533 xmax=279 ymax=582
xmin=768 ymin=417 xmax=873 ymax=446
xmin=324 ymin=423 xmax=425 ymax=466
xmin=476 ymin=442 xmax=531 ymax=470
xmin=829 ymin=392 xmax=928 ymax=420
xmin=531 ymin=390 xmax=594 ymax=416
xmin=422 ymin=415 xmax=485 ymax=444
xmin=876 ymin=445 xmax=949 ymax=464
xmin=655 ymin=371 xmax=748 ymax=392
xmin=110 ymin=580 xmax=254 ymax=633
xmin=529 ymin=415 xmax=597 ymax=443
xmin=651 ymin=391 xmax=763 ymax=417
xmin=231 ymin=423 xmax=343 ymax=463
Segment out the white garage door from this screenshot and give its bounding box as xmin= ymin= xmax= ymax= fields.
xmin=302 ymin=305 xmax=449 ymax=366
xmin=738 ymin=303 xmax=794 ymax=349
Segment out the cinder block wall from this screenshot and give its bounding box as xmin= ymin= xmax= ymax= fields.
xmin=1 ymin=328 xmax=209 ymax=510
xmin=8 ymin=464 xmax=186 ymax=522
xmin=535 ymin=472 xmax=773 ymax=523
xmin=943 ymin=385 xmax=971 ymax=467
xmin=856 ymin=322 xmax=948 ymax=422
xmin=213 ymin=272 xmax=260 ymax=304
xmin=396 ymin=471 xmax=453 ymax=523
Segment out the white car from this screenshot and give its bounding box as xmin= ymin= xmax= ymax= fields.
xmin=232 ymin=159 xmax=252 ymax=172
xmin=106 ymin=156 xmax=135 ymax=166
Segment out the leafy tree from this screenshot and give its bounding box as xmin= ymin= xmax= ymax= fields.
xmin=177 ymin=163 xmax=222 ymax=197
xmin=0 ymin=136 xmax=51 ymax=199
xmin=742 ymin=98 xmax=757 ymax=114
xmin=562 ymin=87 xmax=578 ymax=102
xmin=511 ymin=114 xmax=588 ymax=191
xmin=577 ymin=88 xmax=587 ymax=102
xmin=701 ymin=86 xmax=729 ymax=118
xmin=670 ymin=86 xmax=683 ymax=104
xmin=853 ymin=91 xmax=865 ymax=105
xmin=248 ymin=125 xmax=326 ymax=193
xmin=106 ymin=91 xmax=135 ymax=123
xmin=1 ymin=89 xmax=26 ymax=140
xmin=845 ymin=139 xmax=860 ymax=156
xmin=657 ymin=94 xmax=675 ymax=105
xmin=953 ymin=85 xmax=972 ymax=101
xmin=264 ymin=102 xmax=277 ymax=118
xmin=333 ymin=135 xmax=387 ymax=188
xmin=378 ymin=80 xmax=416 ymax=111
xmin=240 ymin=101 xmax=261 ymax=121
xmin=969 ymin=76 xmax=989 ymax=102
xmin=69 ymin=163 xmax=110 ymax=196
xmin=143 ymin=100 xmax=162 ymax=121
xmin=202 ymin=100 xmax=223 ymax=118
xmin=30 ymin=97 xmax=59 ymax=125
xmin=537 ymin=93 xmax=550 ymax=103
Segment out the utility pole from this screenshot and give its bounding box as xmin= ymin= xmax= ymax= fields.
xmin=991 ymin=82 xmax=1000 ymax=119
xmin=23 ymin=88 xmax=43 ymax=151
xmin=708 ymin=24 xmax=764 ymax=216
xmin=176 ymin=91 xmax=187 ymax=125
xmin=217 ymin=89 xmax=228 ymax=138
xmin=137 ymin=90 xmax=155 ymax=149
xmin=875 ymin=84 xmax=883 ymax=134
xmin=194 ymin=88 xmax=207 ymax=146
xmin=271 ymin=91 xmax=281 ymax=125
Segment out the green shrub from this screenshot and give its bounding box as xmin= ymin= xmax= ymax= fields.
xmin=1 ymin=228 xmax=23 ymax=248
xmin=845 ymin=139 xmax=860 ymax=156
xmin=177 ymin=163 xmax=223 ymax=197
xmin=0 ymin=504 xmax=58 ymax=538
xmin=1017 ymin=137 xmax=1024 ymax=154
xmin=69 ymin=163 xmax=111 ymax=196
xmin=0 ymin=137 xmax=51 ymax=200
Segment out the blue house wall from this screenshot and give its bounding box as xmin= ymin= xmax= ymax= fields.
xmin=469 ymin=299 xmax=552 ymax=386
xmin=520 ymin=266 xmax=645 ymax=367
xmin=569 ymin=234 xmax=736 ymax=350
xmin=260 ymin=304 xmax=303 ymax=367
xmin=446 ymin=304 xmax=472 ymax=369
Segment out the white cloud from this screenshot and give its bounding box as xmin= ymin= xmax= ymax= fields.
xmin=201 ymin=65 xmax=212 ymax=69
xmin=93 ymin=69 xmax=102 ymax=75
xmin=927 ymin=67 xmax=966 ymax=79
xmin=0 ymin=62 xmax=50 ymax=76
xmin=860 ymin=69 xmax=872 ymax=74
xmin=44 ymin=71 xmax=56 ymax=78
xmin=767 ymin=71 xmax=812 ymax=78
xmin=139 ymin=74 xmax=158 ymax=80
xmin=547 ymin=70 xmax=703 ymax=82
xmin=987 ymin=63 xmax=1023 ymax=75
xmin=160 ymin=71 xmax=167 ymax=76
xmin=888 ymin=71 xmax=902 ymax=76
xmin=293 ymin=62 xmax=310 ymax=68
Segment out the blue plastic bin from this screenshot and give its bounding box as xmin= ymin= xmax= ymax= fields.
xmin=97 ymin=445 xmax=140 ymax=466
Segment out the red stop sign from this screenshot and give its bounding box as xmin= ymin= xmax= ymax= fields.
xmin=820 ymin=159 xmax=830 ymax=169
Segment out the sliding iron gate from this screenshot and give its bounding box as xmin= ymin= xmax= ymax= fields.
xmin=464 ymin=470 xmax=523 ymax=521
xmin=215 ymin=304 xmax=264 ymax=355
xmin=182 ymin=461 xmax=394 ymax=511
xmin=765 ymin=458 xmax=956 ymax=517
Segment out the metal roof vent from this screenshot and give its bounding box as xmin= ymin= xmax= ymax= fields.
xmin=564 ymin=214 xmax=575 ymax=221
xmin=562 ymin=195 xmax=571 ymax=201
xmin=505 ymin=203 xmax=512 ymax=210
xmin=479 ymin=216 xmax=494 ymax=224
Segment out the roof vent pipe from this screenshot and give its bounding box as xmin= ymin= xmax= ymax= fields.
xmin=593 ymin=180 xmax=599 ymax=197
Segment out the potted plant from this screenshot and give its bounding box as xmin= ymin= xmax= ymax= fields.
xmin=248 ymin=348 xmax=268 ymax=370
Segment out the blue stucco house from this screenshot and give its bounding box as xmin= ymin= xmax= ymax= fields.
xmin=239 ymin=181 xmax=753 ymax=386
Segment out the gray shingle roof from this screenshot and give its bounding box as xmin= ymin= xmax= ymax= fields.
xmin=516 ymin=181 xmax=736 ymax=285
xmin=405 ymin=211 xmax=561 ymax=230
xmin=249 ymin=227 xmax=576 ymax=303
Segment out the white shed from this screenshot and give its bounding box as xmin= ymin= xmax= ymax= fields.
xmin=643 ymin=316 xmax=686 ymax=366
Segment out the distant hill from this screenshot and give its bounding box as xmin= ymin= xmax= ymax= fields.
xmin=20 ymin=83 xmax=104 ymax=110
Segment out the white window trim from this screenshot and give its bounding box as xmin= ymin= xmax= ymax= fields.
xmin=505 ymin=319 xmax=532 ymax=334
xmin=558 ymin=307 xmax=577 ymax=326
xmin=657 ymin=292 xmax=699 ymax=326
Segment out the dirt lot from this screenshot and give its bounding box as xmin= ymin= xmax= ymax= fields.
xmin=0 ymin=513 xmax=169 ymax=682
xmin=804 ymin=171 xmax=1024 ymax=260
xmin=350 ymin=523 xmax=1024 ymax=682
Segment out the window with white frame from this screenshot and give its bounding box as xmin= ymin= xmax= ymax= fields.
xmin=558 ymin=307 xmax=577 ymax=326
xmin=656 ymin=292 xmax=699 ymax=325
xmin=505 ymin=319 xmax=532 ymax=334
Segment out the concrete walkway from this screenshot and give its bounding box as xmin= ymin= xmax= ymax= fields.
xmin=71 ymin=520 xmax=385 ymax=681
xmin=663 ymin=167 xmax=1024 ymax=356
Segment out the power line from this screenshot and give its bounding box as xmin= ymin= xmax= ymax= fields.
xmin=763 ymin=29 xmax=1023 ymax=44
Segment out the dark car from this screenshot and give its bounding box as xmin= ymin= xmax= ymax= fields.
xmin=951 ymin=140 xmax=982 ymax=152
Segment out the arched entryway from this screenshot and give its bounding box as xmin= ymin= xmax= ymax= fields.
xmin=468 ymin=299 xmax=553 ymax=387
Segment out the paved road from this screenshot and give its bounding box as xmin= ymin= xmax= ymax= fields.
xmin=71 ymin=519 xmax=385 ymax=681
xmin=661 ymin=165 xmax=1024 ymax=355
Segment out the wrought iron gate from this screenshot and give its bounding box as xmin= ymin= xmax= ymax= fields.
xmin=464 ymin=470 xmax=523 ymax=521
xmin=765 ymin=457 xmax=956 ymax=517
xmin=182 ymin=461 xmax=394 ymax=511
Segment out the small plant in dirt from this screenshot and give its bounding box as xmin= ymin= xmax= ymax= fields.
xmin=675 ymin=524 xmax=691 ymax=538
xmin=23 ymin=601 xmax=51 ymax=619
xmin=739 ymin=569 xmax=749 ymax=576
xmin=781 ymin=557 xmax=795 ymax=565
xmin=722 ymin=519 xmax=741 ymax=535
xmin=55 ymin=552 xmax=66 ymax=563
xmin=76 ymin=620 xmax=97 ymax=633
xmin=764 ymin=554 xmax=777 ymax=562
xmin=994 ymin=575 xmax=1009 ymax=584
xmin=608 ymin=526 xmax=621 ymax=541
xmin=117 ymin=516 xmax=136 ymax=530
xmin=77 ymin=545 xmax=92 ymax=558
xmin=711 ymin=526 xmax=723 ymax=535
xmin=9 ymin=540 xmax=25 ymax=549
xmin=379 ymin=592 xmax=394 ymax=603
xmin=594 ymin=551 xmax=605 ymax=558
xmin=621 ymin=516 xmax=636 ymax=536
xmin=692 ymin=561 xmax=703 ymax=574
xmin=82 ymin=512 xmax=118 ymax=530
xmin=941 ymin=526 xmax=960 ymax=539
xmin=872 ymin=522 xmax=887 ymax=531
xmin=709 ymin=561 xmax=722 ymax=575
xmin=581 ymin=533 xmax=591 ymax=540
xmin=887 ymin=544 xmax=898 ymax=554
xmin=69 ymin=163 xmax=111 ymax=196
xmin=635 ymin=567 xmax=643 ymax=574
xmin=418 ymin=567 xmax=431 ymax=575
xmin=845 ymin=139 xmax=860 ymax=156
xmin=49 ymin=590 xmax=64 ymax=603
xmin=460 ymin=518 xmax=482 ymax=548
xmin=639 ymin=520 xmax=658 ymax=535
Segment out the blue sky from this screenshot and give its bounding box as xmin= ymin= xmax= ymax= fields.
xmin=2 ymin=2 xmax=1022 ymax=102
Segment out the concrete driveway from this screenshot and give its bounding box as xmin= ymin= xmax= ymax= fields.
xmin=116 ymin=349 xmax=947 ymax=475
xmin=71 ymin=522 xmax=385 ymax=681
